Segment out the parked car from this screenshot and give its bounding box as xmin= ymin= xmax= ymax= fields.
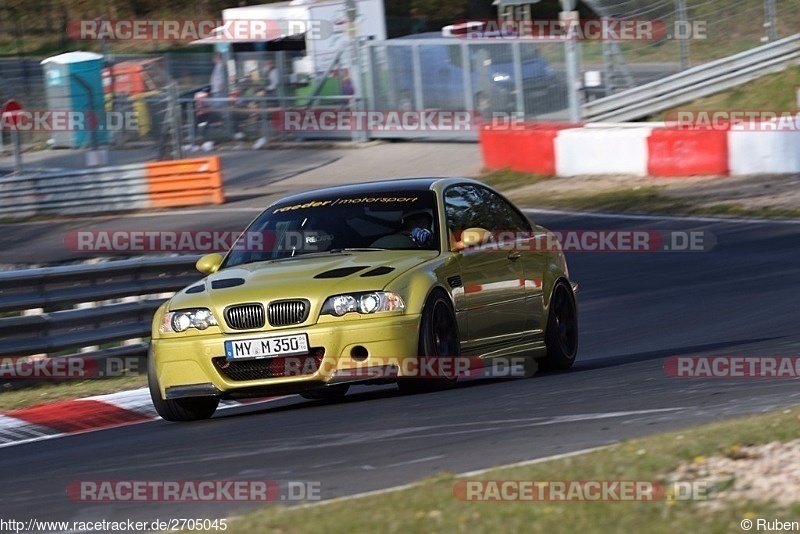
xmin=148 ymin=178 xmax=578 ymax=421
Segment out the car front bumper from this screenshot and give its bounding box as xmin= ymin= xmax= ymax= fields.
xmin=151 ymin=313 xmax=422 ymax=399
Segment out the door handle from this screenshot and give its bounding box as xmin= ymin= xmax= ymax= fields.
xmin=507 ymin=251 xmax=521 ymax=261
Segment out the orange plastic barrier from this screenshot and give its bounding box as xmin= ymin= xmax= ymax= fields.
xmin=480 ymin=123 xmax=579 ymax=175
xmin=145 ymin=156 xmax=225 ymax=208
xmin=647 ymin=129 xmax=729 ymax=177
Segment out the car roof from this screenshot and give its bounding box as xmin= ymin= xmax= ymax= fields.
xmin=269 ymin=177 xmax=478 ymax=206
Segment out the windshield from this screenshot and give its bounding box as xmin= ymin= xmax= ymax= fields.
xmin=223 ymin=191 xmax=439 ymax=268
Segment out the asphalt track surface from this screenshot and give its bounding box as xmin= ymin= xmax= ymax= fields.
xmin=2 ymin=210 xmax=800 ymax=529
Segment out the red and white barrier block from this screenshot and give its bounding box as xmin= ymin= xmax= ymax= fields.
xmin=481 ymin=123 xmax=800 ymax=177
xmin=556 ymin=125 xmax=654 ymax=176
xmin=728 ymin=129 xmax=800 ymax=175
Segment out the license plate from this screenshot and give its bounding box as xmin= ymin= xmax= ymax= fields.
xmin=224 ymin=334 xmax=309 ymax=360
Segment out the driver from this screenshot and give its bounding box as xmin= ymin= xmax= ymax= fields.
xmin=401 ymin=209 xmax=433 ymax=246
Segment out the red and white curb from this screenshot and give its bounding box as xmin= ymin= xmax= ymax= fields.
xmin=0 ymin=388 xmax=286 ymax=449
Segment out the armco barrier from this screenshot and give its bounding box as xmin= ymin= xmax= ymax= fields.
xmin=0 ymin=156 xmax=224 ymax=217
xmin=728 ymin=130 xmax=800 ymax=175
xmin=648 ymin=129 xmax=729 ymax=177
xmin=481 ymin=123 xmax=800 ymax=177
xmin=0 ymin=256 xmax=201 ymax=383
xmin=555 ymin=126 xmax=653 ymax=177
xmin=0 ymin=165 xmax=150 ymax=217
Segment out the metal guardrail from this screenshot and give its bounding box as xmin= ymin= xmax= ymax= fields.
xmin=0 ymin=256 xmax=201 ymax=375
xmin=0 ymin=164 xmax=151 ymax=218
xmin=582 ymin=34 xmax=800 ymax=122
xmin=0 ymin=157 xmax=224 ymax=218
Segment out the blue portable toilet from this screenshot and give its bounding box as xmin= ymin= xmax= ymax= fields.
xmin=41 ymin=51 xmax=108 ymax=148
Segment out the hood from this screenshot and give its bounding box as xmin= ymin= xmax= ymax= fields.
xmin=169 ymin=250 xmax=437 ymax=330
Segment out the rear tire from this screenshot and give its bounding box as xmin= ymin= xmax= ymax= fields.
xmin=147 ymin=354 xmax=219 ymax=421
xmin=540 ymin=281 xmax=578 ymax=371
xmin=398 ymin=291 xmax=460 ymax=394
xmin=300 ymin=384 xmax=350 ymax=401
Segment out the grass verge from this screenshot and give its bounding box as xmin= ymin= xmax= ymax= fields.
xmin=655 ymin=65 xmax=800 ymax=120
xmin=216 ymin=405 xmax=800 ymax=533
xmin=478 ymin=169 xmax=800 ymax=219
xmin=511 ymin=188 xmax=800 ymax=219
xmin=0 ymin=375 xmax=147 ymax=412
xmin=478 ymin=168 xmax=557 ymax=191
xmin=515 ymin=186 xmax=693 ymax=215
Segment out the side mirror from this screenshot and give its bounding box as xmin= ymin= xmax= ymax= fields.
xmin=196 ymin=253 xmax=224 ymax=274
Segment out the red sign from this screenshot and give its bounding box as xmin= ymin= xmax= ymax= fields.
xmin=1 ymin=99 xmax=23 ymax=129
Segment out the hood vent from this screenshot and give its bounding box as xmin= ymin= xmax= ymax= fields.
xmin=185 ymin=284 xmax=205 ymax=294
xmin=361 ymin=266 xmax=395 ymax=277
xmin=313 ymin=266 xmax=368 ymax=279
xmin=211 ymin=278 xmax=245 ymax=289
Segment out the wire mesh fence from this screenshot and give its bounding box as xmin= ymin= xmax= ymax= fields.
xmin=1 ymin=0 xmax=798 ymax=149
xmin=366 ymin=37 xmax=570 ymax=121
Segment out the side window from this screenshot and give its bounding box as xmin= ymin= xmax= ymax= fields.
xmin=445 ymin=185 xmax=493 ymax=233
xmin=475 ymin=186 xmax=532 ymax=232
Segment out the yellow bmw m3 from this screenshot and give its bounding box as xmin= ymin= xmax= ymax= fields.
xmin=148 ymin=178 xmax=578 ymax=421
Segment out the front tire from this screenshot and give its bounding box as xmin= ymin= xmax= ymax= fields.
xmin=148 ymin=354 xmax=219 ymax=421
xmin=398 ymin=291 xmax=460 ymax=394
xmin=540 ymin=281 xmax=578 ymax=371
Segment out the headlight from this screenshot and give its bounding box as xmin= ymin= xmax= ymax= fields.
xmin=321 ymin=291 xmax=405 ymax=317
xmin=160 ymin=308 xmax=218 ymax=333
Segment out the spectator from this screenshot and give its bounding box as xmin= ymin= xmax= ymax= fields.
xmin=264 ymin=59 xmax=279 ymax=94
xmin=210 ymin=53 xmax=227 ymax=108
xmin=262 ymin=59 xmax=280 ymax=110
